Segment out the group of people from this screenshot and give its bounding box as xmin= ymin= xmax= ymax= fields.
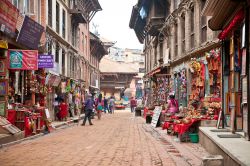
xmin=82 ymin=94 xmax=116 ymax=126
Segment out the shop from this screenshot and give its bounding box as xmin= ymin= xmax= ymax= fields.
xmin=0 ymin=1 xmax=49 ymax=137
xmin=148 ymin=47 xmax=223 ymax=142
xmin=218 ymin=8 xmax=246 ymax=135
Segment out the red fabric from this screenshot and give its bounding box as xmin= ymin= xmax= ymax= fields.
xmin=7 ymin=109 xmax=16 ymax=125
xmin=162 ymin=122 xmax=173 ymax=130
xmin=59 ymin=103 xmax=68 ymax=118
xmin=143 ymin=108 xmax=148 ymax=118
xmin=24 ymin=117 xmax=32 ymax=137
xmin=173 ymin=119 xmax=200 ymax=134
xmin=218 ymin=9 xmax=245 ymax=40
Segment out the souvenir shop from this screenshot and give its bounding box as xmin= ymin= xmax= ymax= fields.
xmin=161 ymin=47 xmax=223 ymax=142
xmin=0 ymin=45 xmax=49 ymax=137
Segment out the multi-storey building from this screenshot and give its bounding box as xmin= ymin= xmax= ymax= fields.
xmin=130 ymin=0 xmax=220 ymax=107
xmin=44 ymin=0 xmax=103 ymax=118
xmin=0 ymin=0 xmax=105 ymax=120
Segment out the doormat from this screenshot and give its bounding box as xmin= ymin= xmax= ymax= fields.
xmin=210 ymin=129 xmax=230 ymax=132
xmin=217 ymin=134 xmax=241 ymax=138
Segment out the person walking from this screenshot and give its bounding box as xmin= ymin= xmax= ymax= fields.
xmin=103 ymin=96 xmax=109 ymax=113
xmin=130 ymin=97 xmax=137 ymax=113
xmin=82 ymin=94 xmax=94 ymax=126
xmin=96 ymin=94 xmax=103 ymax=120
xmin=109 ymin=96 xmax=115 ymax=114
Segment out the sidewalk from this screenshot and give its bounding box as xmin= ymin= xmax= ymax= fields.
xmin=0 ymin=114 xmax=85 ymax=148
xmin=142 ymin=120 xmax=210 ymax=166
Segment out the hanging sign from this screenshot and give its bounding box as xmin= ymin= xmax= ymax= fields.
xmin=8 ymin=50 xmax=38 ymax=70
xmin=0 ymin=0 xmax=19 ymax=37
xmin=16 ymin=16 xmax=44 ymax=49
xmin=38 ymin=54 xmax=54 ymax=68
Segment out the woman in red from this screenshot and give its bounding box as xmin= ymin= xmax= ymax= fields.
xmin=58 ymin=99 xmax=68 ymax=121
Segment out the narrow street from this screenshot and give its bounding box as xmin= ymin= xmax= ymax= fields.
xmin=0 ymin=110 xmax=206 ymax=166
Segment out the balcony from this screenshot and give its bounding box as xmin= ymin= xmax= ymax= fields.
xmin=69 ymin=0 xmax=102 ymax=24
xmin=145 ymin=17 xmax=165 ymax=36
xmin=69 ymin=1 xmax=87 ymax=24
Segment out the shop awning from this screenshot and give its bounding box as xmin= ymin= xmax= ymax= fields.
xmin=202 ymin=0 xmax=242 ymax=31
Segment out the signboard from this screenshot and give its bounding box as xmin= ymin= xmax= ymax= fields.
xmin=0 ymin=0 xmax=19 ymax=37
xmin=139 ymin=68 xmax=146 ymax=73
xmin=38 ymin=54 xmax=53 ymax=68
xmin=8 ymin=50 xmax=38 ymax=70
xmin=151 ymin=106 xmax=162 ymax=128
xmin=17 ymin=16 xmax=44 ymax=49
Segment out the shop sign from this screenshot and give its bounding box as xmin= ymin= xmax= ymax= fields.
xmin=139 ymin=68 xmax=145 ymax=73
xmin=151 ymin=106 xmax=162 ymax=128
xmin=38 ymin=54 xmax=53 ymax=68
xmin=17 ymin=16 xmax=44 ymax=49
xmin=8 ymin=50 xmax=38 ymax=70
xmin=0 ymin=0 xmax=19 ymax=37
xmin=0 ymin=40 xmax=8 ymax=49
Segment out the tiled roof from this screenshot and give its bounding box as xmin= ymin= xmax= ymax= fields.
xmin=100 ymin=57 xmax=139 ymax=74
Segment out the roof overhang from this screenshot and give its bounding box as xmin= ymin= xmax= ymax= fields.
xmin=202 ymin=0 xmax=243 ymax=30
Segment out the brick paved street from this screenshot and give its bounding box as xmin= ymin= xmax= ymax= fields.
xmin=0 ymin=110 xmax=207 ymax=166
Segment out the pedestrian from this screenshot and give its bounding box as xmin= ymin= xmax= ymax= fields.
xmin=109 ymin=96 xmax=115 ymax=114
xmin=58 ymin=99 xmax=68 ymax=121
xmin=82 ymin=94 xmax=94 ymax=126
xmin=96 ymin=94 xmax=103 ymax=120
xmin=167 ymin=93 xmax=179 ymax=115
xmin=103 ymin=96 xmax=109 ymax=113
xmin=130 ymin=97 xmax=137 ymax=113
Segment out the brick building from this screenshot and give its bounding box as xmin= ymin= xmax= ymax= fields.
xmin=130 ymin=0 xmax=220 ymax=107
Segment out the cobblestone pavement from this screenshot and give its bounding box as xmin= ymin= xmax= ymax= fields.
xmin=0 ymin=110 xmax=208 ymax=166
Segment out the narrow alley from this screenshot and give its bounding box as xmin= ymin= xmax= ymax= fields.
xmin=0 ymin=110 xmax=207 ymax=166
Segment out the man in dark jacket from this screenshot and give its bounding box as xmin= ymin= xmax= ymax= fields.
xmin=82 ymin=94 xmax=94 ymax=126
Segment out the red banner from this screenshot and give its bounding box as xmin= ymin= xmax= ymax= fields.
xmin=8 ymin=50 xmax=38 ymax=70
xmin=0 ymin=0 xmax=19 ymax=35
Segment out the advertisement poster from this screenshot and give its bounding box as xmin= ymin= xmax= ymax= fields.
xmin=8 ymin=50 xmax=38 ymax=70
xmin=17 ymin=16 xmax=44 ymax=49
xmin=38 ymin=54 xmax=54 ymax=68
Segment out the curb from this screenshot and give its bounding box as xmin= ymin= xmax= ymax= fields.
xmin=0 ymin=115 xmax=85 ymax=149
xmin=0 ymin=133 xmax=45 ymax=149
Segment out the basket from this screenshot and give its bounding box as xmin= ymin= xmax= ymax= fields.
xmin=189 ymin=133 xmax=199 ymax=143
